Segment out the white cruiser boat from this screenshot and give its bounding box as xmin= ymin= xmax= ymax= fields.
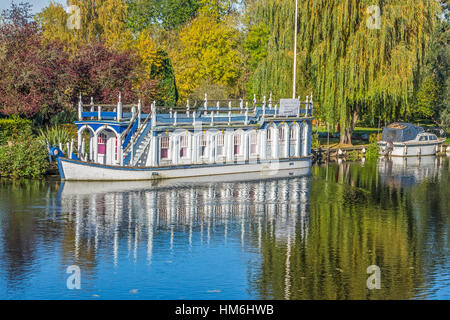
xmin=378 ymin=122 xmax=444 ymax=157
xmin=50 ymin=94 xmax=314 ymax=181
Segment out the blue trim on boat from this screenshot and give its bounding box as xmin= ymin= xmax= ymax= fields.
xmin=57 ymin=157 xmax=66 ymax=180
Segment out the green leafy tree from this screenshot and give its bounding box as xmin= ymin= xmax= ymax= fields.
xmin=126 ymin=0 xmax=201 ymax=32
xmin=414 ymin=75 xmax=439 ymax=120
xmin=169 ymin=13 xmax=241 ymax=101
xmin=246 ymin=0 xmax=441 ymax=144
xmin=243 ymin=23 xmax=269 ymax=72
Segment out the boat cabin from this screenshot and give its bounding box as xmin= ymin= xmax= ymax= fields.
xmin=74 ymin=93 xmax=314 ymax=168
xmin=416 ymin=132 xmax=439 ymax=142
xmin=380 ymin=122 xmax=424 ymax=143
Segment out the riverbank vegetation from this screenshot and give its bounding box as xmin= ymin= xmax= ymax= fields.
xmin=0 ymin=1 xmax=448 ymax=177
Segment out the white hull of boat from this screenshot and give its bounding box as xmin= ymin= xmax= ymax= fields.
xmin=59 ymin=168 xmax=311 ymax=195
xmin=378 ymin=140 xmax=444 ymax=157
xmin=57 ymin=157 xmax=312 ymax=181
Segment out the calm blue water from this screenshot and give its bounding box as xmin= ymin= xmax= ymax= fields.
xmin=0 ymin=157 xmax=449 ymax=299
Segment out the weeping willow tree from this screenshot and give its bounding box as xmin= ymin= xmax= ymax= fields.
xmin=246 ymin=0 xmax=441 ymax=144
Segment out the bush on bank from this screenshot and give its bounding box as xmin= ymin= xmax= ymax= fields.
xmin=0 ymin=133 xmax=49 ymax=178
xmin=0 ymin=117 xmax=33 ymax=146
xmin=0 ymin=118 xmax=49 ymax=178
xmin=365 ymin=134 xmax=380 ymax=161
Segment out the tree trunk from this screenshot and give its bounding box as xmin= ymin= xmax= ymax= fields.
xmin=339 ymin=105 xmax=360 ymax=145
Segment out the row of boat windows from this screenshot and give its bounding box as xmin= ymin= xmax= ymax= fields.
xmin=159 ymin=128 xmax=303 ymax=160
xmin=419 ymin=135 xmax=437 ymax=141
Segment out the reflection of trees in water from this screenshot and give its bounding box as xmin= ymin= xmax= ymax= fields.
xmin=1 ymin=158 xmax=448 ymax=299
xmin=253 ymin=159 xmax=449 ymax=299
xmin=0 ymin=179 xmax=60 ymax=288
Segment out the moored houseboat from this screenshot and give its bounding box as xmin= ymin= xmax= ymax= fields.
xmin=378 ymin=122 xmax=444 ymax=157
xmin=51 ymin=94 xmax=314 ymax=181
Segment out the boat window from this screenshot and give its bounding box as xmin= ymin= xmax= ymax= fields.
xmin=290 ymin=126 xmax=297 ymax=141
xmin=429 ymin=135 xmax=436 ymax=141
xmin=250 ymin=132 xmax=257 ymax=155
xmin=160 ymin=136 xmax=169 ymax=159
xmin=217 ymin=134 xmax=224 ymax=156
xmin=180 ymin=136 xmax=188 ymax=158
xmin=98 ymin=133 xmax=107 ymax=155
xmin=200 ymin=135 xmax=207 ymax=157
xmin=279 ymin=127 xmax=285 ymax=142
xmin=234 ymin=134 xmax=241 ymax=155
xmin=419 ymin=136 xmax=428 ymax=141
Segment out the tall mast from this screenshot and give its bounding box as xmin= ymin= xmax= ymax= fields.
xmin=292 ymin=0 xmax=298 ymax=99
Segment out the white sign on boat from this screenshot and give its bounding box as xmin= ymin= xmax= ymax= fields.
xmin=279 ymin=99 xmax=300 ymax=116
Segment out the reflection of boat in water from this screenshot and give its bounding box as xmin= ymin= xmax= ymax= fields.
xmin=56 ymin=171 xmax=311 ymax=265
xmin=378 ymin=156 xmax=442 ymax=188
xmin=378 ymin=123 xmax=444 ymax=157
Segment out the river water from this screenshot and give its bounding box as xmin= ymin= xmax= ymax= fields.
xmin=0 ymin=157 xmax=449 ymax=300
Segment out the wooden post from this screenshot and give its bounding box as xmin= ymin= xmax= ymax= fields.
xmin=78 ymin=93 xmax=83 ymax=120
xmin=303 ymin=122 xmax=310 ymax=156
xmin=130 ymin=138 xmax=134 ymax=166
xmin=152 ymin=133 xmax=159 ymax=166
xmin=118 ymin=135 xmax=123 ymax=166
xmin=92 ymin=134 xmax=97 ymax=163
xmin=244 ymin=132 xmax=249 ymax=162
xmin=209 ymin=135 xmax=215 ymax=163
xmin=151 ymin=102 xmax=156 ymax=128
xmin=81 ymin=138 xmax=86 ymax=161
xmin=260 ymin=130 xmax=267 ymax=160
xmin=90 ymin=97 xmax=94 ymax=120
xmin=305 ymin=95 xmax=309 ymax=116
xmin=284 ymin=126 xmax=290 ymax=158
xmin=137 ymin=99 xmax=142 ymax=127
xmin=77 ymin=127 xmax=82 ymax=155
xmin=226 ymin=132 xmax=233 ymax=163
xmin=295 ymin=125 xmax=300 ymax=157
xmin=117 ymin=92 xmax=122 ymax=122
xmin=273 ymin=126 xmax=279 ymax=159
xmin=70 ymin=139 xmax=74 ymax=158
